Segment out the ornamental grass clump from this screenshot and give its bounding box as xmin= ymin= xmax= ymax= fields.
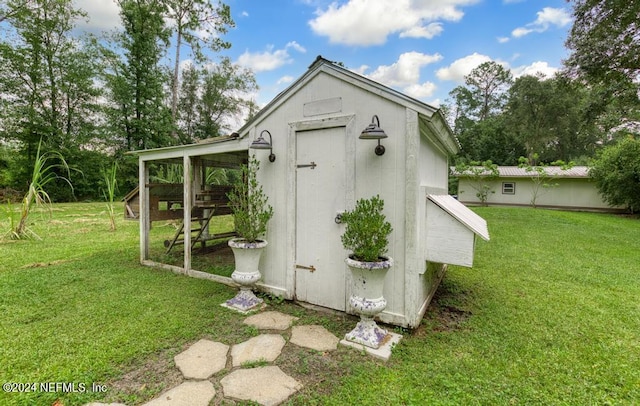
xmin=100 ymin=162 xmax=118 ymax=231
xmin=7 ymin=140 xmax=74 ymax=240
xmin=227 ymin=155 xmax=273 ymax=243
xmin=341 ymin=195 xmax=392 ymax=262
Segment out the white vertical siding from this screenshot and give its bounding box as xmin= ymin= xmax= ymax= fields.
xmin=458 ymin=177 xmax=622 ymax=211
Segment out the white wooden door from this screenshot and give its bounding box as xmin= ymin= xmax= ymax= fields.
xmin=295 ymin=127 xmax=347 ymax=310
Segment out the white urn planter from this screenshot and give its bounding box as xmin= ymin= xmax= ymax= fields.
xmin=224 ymin=238 xmax=267 ymax=312
xmin=345 ymin=256 xmax=393 ymax=349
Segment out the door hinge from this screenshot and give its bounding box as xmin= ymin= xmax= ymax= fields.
xmin=296 ymin=264 xmax=316 ymax=272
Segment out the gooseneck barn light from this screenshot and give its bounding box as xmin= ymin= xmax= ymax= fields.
xmin=250 ymin=130 xmax=276 ymax=162
xmin=359 ymin=115 xmax=388 ymax=156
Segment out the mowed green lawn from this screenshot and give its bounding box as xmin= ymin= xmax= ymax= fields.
xmin=1 ymin=203 xmax=638 ymax=405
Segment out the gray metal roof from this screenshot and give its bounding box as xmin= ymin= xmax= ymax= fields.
xmin=452 ymin=166 xmax=590 ymax=178
xmin=427 ymin=194 xmax=490 ymax=241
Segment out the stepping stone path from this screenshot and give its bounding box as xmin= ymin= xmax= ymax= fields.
xmin=87 ymin=311 xmax=339 ymax=406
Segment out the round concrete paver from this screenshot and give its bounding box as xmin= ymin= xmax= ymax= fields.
xmin=231 ymin=334 xmax=285 ymax=367
xmin=142 ymin=380 xmax=215 ymax=406
xmin=174 ymin=339 xmax=229 ymax=379
xmin=220 ymin=366 xmax=302 ymax=406
xmin=290 ymin=325 xmax=339 ymax=352
xmin=243 ymin=311 xmax=299 ymax=330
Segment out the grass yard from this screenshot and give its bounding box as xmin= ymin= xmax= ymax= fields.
xmin=1 ymin=203 xmax=639 ymax=405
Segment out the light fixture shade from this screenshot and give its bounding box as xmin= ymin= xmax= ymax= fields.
xmin=359 ymin=115 xmax=388 ymax=140
xmin=250 ymin=130 xmax=276 ymax=162
xmin=250 ymin=136 xmax=271 ymax=149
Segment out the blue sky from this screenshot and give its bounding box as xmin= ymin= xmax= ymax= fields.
xmin=77 ymin=0 xmax=573 ymax=108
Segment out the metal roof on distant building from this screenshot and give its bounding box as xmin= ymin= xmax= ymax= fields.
xmin=451 ymin=166 xmax=590 ymax=178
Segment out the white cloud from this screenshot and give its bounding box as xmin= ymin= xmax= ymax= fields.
xmin=74 ymin=0 xmax=121 ymax=32
xmin=512 ymin=61 xmax=558 ymax=78
xmin=241 ymin=11 xmax=249 ymax=17
xmin=359 ymin=52 xmax=443 ymax=88
xmin=286 ymin=41 xmax=307 ymax=53
xmin=237 ymin=48 xmax=291 ymax=72
xmin=309 ymin=0 xmax=479 ymax=46
xmin=399 ymin=22 xmax=444 ymax=39
xmin=352 ymin=65 xmax=370 ymax=75
xmin=351 ymin=52 xmax=442 ymax=101
xmin=236 ymin=42 xmax=307 ymax=72
xmin=511 ymin=7 xmax=571 ymax=38
xmin=436 ymin=53 xmax=493 ymax=82
xmin=277 ymin=75 xmax=295 ymax=85
xmin=403 ymin=82 xmax=438 ymax=99
xmin=512 ymin=27 xmax=533 ymax=38
xmin=435 ymin=53 xmax=556 ymax=83
xmin=497 ymin=36 xmax=510 ymax=44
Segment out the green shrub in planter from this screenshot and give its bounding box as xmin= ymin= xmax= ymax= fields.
xmin=341 ymin=195 xmax=392 ymax=262
xmin=227 ymin=156 xmax=273 ymax=243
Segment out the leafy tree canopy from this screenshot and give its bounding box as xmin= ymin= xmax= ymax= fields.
xmin=566 ymin=0 xmax=640 ymax=87
xmin=589 ymin=136 xmax=640 ymax=213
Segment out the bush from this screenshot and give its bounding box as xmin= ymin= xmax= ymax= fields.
xmin=227 ymin=156 xmax=273 ymax=243
xmin=589 ymin=136 xmax=640 ymax=213
xmin=341 ymin=195 xmax=393 ymax=262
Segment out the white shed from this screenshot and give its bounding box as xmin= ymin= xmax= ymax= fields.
xmin=133 ymin=57 xmax=489 ymax=328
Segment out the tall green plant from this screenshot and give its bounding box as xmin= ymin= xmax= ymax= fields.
xmin=341 ymin=195 xmax=393 ymax=262
xmin=9 ymin=140 xmax=73 ymax=239
xmin=589 ymin=136 xmax=640 ymax=213
xmin=101 ymin=162 xmax=118 ymax=231
xmin=454 ymin=160 xmax=499 ymax=206
xmin=227 ymin=156 xmax=273 ymax=243
xmin=518 ymin=154 xmax=574 ymax=208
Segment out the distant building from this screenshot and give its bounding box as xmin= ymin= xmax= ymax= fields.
xmin=453 ymin=166 xmax=626 ymax=212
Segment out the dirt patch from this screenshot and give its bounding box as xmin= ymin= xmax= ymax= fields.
xmin=430 ymin=305 xmax=472 ymax=332
xmin=414 ymin=278 xmax=475 ymax=336
xmin=21 ymin=259 xmax=73 ymax=269
xmin=102 ymin=349 xmax=184 ymax=404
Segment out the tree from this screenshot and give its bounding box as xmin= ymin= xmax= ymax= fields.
xmin=0 ymin=0 xmax=101 ymax=154
xmin=0 ymin=0 xmax=33 ymax=23
xmin=175 ymin=58 xmax=257 ymax=143
xmin=195 ymin=58 xmax=257 ymax=139
xmin=507 ymin=74 xmax=604 ymax=163
xmin=104 ymin=0 xmax=173 ymax=151
xmin=565 ymin=1 xmax=640 ymax=139
xmin=504 ymin=75 xmax=554 ymax=162
xmin=0 ymin=0 xmax=104 ymax=202
xmin=589 ymin=136 xmax=640 ymax=213
xmin=566 ymin=0 xmax=640 ymax=88
xmin=446 ymin=85 xmax=477 ymax=134
xmin=455 ymin=116 xmax=525 ymax=165
xmin=444 ymin=62 xmax=517 ymax=165
xmin=163 ymin=0 xmax=233 ymax=128
xmin=176 ymin=63 xmax=200 ymax=143
xmin=464 ymin=61 xmax=513 ymax=121
xmin=504 ymin=74 xmax=600 ymax=163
